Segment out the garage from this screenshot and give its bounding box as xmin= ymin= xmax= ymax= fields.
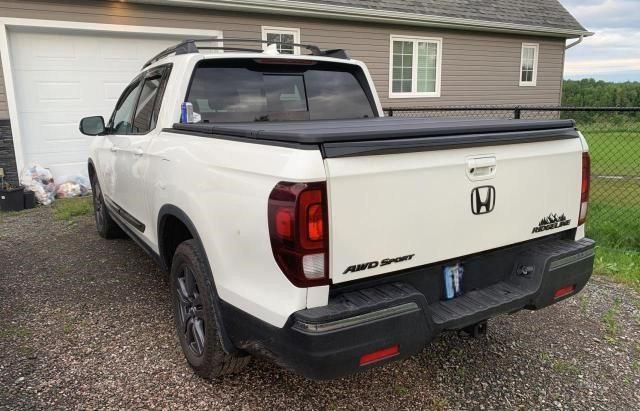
xmin=5 ymin=25 xmax=218 ymax=178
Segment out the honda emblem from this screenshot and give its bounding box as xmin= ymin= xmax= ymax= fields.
xmin=471 ymin=186 xmax=496 ymax=215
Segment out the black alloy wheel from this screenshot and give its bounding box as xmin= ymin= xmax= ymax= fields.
xmin=93 ymin=179 xmax=105 ymax=230
xmin=176 ymin=266 xmax=206 ymax=357
xmin=170 ymin=240 xmax=251 ymax=378
xmin=90 ymin=175 xmax=123 ymax=239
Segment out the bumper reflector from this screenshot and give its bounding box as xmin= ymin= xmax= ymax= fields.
xmin=553 ymin=284 xmax=576 ymax=299
xmin=359 ymin=344 xmax=399 ymax=366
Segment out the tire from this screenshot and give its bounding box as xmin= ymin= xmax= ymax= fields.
xmin=170 ymin=239 xmax=250 ymax=379
xmin=90 ymin=175 xmax=124 ymax=239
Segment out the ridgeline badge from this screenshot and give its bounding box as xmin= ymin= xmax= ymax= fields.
xmin=532 ymin=213 xmax=571 ymax=234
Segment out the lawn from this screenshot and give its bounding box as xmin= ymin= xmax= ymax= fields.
xmin=580 ymin=122 xmax=640 ymax=291
xmin=53 ymin=196 xmax=94 ymax=221
xmin=593 ymin=247 xmax=640 ymax=291
xmin=580 ymin=122 xmax=640 ymax=177
xmin=587 ymin=202 xmax=640 ymax=291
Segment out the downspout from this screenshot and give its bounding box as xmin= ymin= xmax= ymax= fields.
xmin=560 ymin=35 xmax=583 ymax=106
xmin=565 ymin=35 xmax=584 ymax=49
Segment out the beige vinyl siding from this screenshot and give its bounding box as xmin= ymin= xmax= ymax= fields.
xmin=0 ymin=0 xmax=566 ymax=120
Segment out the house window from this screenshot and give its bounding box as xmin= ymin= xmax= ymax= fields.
xmin=389 ymin=35 xmax=442 ymax=98
xmin=520 ymin=43 xmax=539 ymax=86
xmin=262 ymin=26 xmax=300 ymax=55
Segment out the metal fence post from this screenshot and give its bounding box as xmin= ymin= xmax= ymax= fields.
xmin=388 ymin=109 xmax=394 ymax=117
xmin=514 ymin=107 xmax=521 ymax=119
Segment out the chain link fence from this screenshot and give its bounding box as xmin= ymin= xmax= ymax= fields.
xmin=385 ymin=106 xmax=640 ymax=251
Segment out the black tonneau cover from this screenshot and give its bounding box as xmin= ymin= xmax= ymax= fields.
xmin=170 ymin=117 xmax=578 ymax=157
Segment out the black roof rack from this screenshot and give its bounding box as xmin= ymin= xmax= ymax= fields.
xmin=142 ymin=38 xmax=350 ymax=69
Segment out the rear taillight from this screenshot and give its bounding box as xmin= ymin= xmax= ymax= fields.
xmin=579 ymin=152 xmax=590 ymax=225
xmin=268 ymin=181 xmax=329 ymax=287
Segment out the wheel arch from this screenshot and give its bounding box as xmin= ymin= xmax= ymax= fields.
xmin=157 ymin=204 xmax=239 ymax=354
xmin=87 ymin=158 xmax=97 ymax=182
xmin=158 ymin=204 xmax=196 ymax=272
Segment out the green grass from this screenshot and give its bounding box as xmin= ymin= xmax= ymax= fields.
xmin=587 ymin=201 xmax=640 ymax=250
xmin=593 ymin=247 xmax=640 ymax=291
xmin=602 ymin=299 xmax=622 ymax=342
xmin=53 ymin=197 xmax=93 ymax=221
xmin=539 ymin=352 xmax=580 ymax=375
xmin=552 ymin=359 xmax=580 ymax=375
xmin=587 ymin=201 xmax=640 ymax=292
xmin=591 ymin=179 xmax=640 ymax=208
xmin=0 ymin=325 xmax=32 ymax=340
xmin=0 ymin=196 xmax=93 ymax=221
xmin=580 ymin=123 xmax=640 ymax=177
xmin=578 ymin=124 xmax=640 ymax=291
xmin=577 ymin=294 xmax=589 ymax=313
xmin=0 ymin=205 xmax=39 ymax=221
xmin=63 ymin=322 xmax=74 ymax=335
xmin=585 ymin=176 xmax=640 ymax=290
xmin=394 ymin=386 xmax=409 ymax=396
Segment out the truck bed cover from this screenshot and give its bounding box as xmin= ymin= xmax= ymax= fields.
xmin=171 ymin=117 xmax=578 ymax=157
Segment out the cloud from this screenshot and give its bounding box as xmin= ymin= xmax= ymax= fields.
xmin=582 ymin=29 xmax=640 ymax=49
xmin=560 ymin=0 xmax=640 ymax=81
xmin=567 ymin=28 xmax=640 ymax=60
xmin=561 ymin=0 xmax=639 ymax=30
xmin=565 ymin=58 xmax=640 ymax=75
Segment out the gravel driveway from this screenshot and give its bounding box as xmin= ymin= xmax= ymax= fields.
xmin=1 ymin=204 xmax=639 ymax=410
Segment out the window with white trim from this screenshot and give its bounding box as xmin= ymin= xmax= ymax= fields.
xmin=389 ymin=35 xmax=442 ymax=98
xmin=262 ymin=26 xmax=300 ymax=55
xmin=519 ymin=43 xmax=539 ymax=86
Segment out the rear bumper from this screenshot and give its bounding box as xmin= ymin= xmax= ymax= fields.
xmin=221 ymin=237 xmax=595 ymax=380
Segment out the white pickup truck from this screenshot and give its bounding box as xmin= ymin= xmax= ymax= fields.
xmin=80 ymin=39 xmax=595 ymax=380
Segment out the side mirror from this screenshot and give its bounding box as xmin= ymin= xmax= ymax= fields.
xmin=79 ymin=116 xmax=106 ymax=136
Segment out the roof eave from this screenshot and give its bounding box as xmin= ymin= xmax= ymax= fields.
xmin=130 ymin=0 xmax=594 ymax=38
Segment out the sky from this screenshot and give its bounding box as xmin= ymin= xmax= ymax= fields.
xmin=560 ymin=0 xmax=640 ymax=82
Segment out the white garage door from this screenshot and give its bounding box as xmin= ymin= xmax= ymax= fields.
xmin=9 ymin=28 xmax=192 ymax=178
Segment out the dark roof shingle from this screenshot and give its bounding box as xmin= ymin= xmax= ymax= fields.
xmin=301 ymin=0 xmax=587 ymax=33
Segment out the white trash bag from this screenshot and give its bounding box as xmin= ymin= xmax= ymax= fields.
xmin=55 ymin=175 xmax=91 ymax=199
xmin=21 ymin=164 xmax=56 ymax=205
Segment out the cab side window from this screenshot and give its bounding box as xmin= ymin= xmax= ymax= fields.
xmin=132 ymin=74 xmax=162 ymax=134
xmin=111 ymin=80 xmax=143 ymax=135
xmin=109 ymin=65 xmax=171 ymax=135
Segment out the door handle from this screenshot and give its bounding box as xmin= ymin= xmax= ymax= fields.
xmin=466 ymin=156 xmax=497 ymax=181
xmin=133 ymin=148 xmax=144 ymax=157
xmin=110 ymin=146 xmax=119 ymax=152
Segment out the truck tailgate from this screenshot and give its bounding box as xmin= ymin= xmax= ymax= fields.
xmin=326 ymin=133 xmax=583 ymax=283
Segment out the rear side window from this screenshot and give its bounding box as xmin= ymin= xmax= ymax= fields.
xmin=185 ymin=59 xmax=376 ymax=123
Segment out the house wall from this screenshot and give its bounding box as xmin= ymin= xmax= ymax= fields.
xmin=0 ymin=119 xmax=17 ymax=184
xmin=0 ymin=0 xmax=566 ymax=183
xmin=0 ymin=0 xmax=566 ymax=119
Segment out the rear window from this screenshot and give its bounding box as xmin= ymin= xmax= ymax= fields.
xmin=185 ymin=59 xmax=376 ymax=122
